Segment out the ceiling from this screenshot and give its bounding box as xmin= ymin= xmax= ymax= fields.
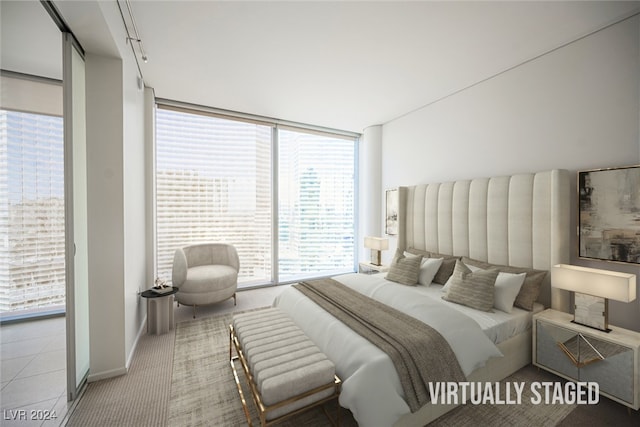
xmin=3 ymin=1 xmax=640 ymax=133
xmin=0 ymin=1 xmax=62 ymax=80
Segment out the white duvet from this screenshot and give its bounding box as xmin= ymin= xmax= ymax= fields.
xmin=273 ymin=273 xmax=504 ymax=427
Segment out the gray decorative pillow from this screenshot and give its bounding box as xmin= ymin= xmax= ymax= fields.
xmin=407 ymin=248 xmax=459 ymax=285
xmin=385 ymin=249 xmax=423 ymax=286
xmin=442 ymin=260 xmax=498 ymax=312
xmin=461 ymin=257 xmax=547 ymax=311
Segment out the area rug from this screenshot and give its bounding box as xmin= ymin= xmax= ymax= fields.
xmin=168 ymin=308 xmax=353 ymax=426
xmin=169 ymin=311 xmax=577 ymax=426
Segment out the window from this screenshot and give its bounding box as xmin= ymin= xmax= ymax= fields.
xmin=155 ymin=105 xmax=357 ymax=287
xmin=155 ymin=107 xmax=272 ymax=286
xmin=278 ymin=128 xmax=355 ymax=281
xmin=0 ymin=110 xmax=65 ymax=315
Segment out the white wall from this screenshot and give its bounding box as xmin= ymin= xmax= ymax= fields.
xmin=358 ymin=125 xmax=383 ymax=262
xmin=122 ymin=44 xmax=148 ymax=364
xmin=381 ymin=16 xmax=640 ymax=330
xmin=85 ymin=54 xmax=127 ymax=379
xmin=82 ymin=2 xmax=149 ymax=380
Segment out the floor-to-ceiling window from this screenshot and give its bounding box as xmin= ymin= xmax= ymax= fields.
xmin=0 ymin=77 xmax=65 ymax=319
xmin=0 ymin=109 xmax=65 ymax=314
xmin=155 ymin=106 xmax=273 ymax=287
xmin=155 ymin=103 xmax=357 ymax=287
xmin=278 ymin=128 xmax=355 ymax=282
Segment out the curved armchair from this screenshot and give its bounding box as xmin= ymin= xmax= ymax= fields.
xmin=172 ymin=243 xmax=239 ymax=318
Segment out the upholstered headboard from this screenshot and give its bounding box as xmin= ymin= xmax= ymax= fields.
xmin=397 ymin=169 xmax=571 ymax=310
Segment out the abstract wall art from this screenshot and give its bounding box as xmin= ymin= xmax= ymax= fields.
xmin=579 ymin=165 xmax=640 ymax=264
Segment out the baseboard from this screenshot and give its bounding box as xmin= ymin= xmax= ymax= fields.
xmin=126 ymin=314 xmax=148 ymax=371
xmin=87 ymin=366 xmax=128 ymax=382
xmin=87 ymin=316 xmax=146 ymax=383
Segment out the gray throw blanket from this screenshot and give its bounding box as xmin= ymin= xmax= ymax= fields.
xmin=294 ymin=278 xmax=466 ymax=412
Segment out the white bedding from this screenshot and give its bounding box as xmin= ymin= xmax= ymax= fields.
xmin=415 ymin=283 xmax=544 ymax=345
xmin=273 ymin=272 xmax=534 ymax=427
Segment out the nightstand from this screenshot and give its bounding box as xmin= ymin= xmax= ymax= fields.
xmin=358 ymin=262 xmax=389 ymax=275
xmin=533 ymin=309 xmax=640 ymax=410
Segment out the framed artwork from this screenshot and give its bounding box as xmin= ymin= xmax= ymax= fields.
xmin=385 ymin=189 xmax=398 ymax=235
xmin=578 ymin=165 xmax=640 ymax=264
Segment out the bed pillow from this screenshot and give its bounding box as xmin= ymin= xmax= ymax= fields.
xmin=445 ymin=261 xmax=526 ymax=313
xmin=429 ymin=252 xmax=459 ymax=285
xmin=442 ymin=260 xmax=498 ymax=312
xmin=493 ymin=271 xmax=527 ymax=313
xmin=385 ymin=249 xmax=423 ymax=286
xmin=417 ymin=257 xmax=444 ymax=286
xmin=461 ymin=257 xmax=547 ymax=311
xmin=441 ymin=262 xmax=482 ymax=293
xmin=406 ymin=248 xmax=459 ymax=285
xmin=466 ymin=266 xmax=526 ymax=313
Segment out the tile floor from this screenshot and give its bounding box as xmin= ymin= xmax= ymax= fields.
xmin=1 ymin=316 xmax=70 ymax=426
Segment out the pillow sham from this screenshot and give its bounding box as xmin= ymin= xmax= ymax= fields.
xmin=406 ymin=248 xmax=459 ymax=285
xmin=461 ymin=257 xmax=547 ymax=311
xmin=418 ymin=257 xmax=444 ymax=286
xmin=385 ymin=249 xmax=423 ymax=286
xmin=493 ymin=271 xmax=527 ymax=313
xmin=441 ymin=262 xmax=481 ymax=293
xmin=442 ymin=260 xmax=498 ymax=312
xmin=444 ymin=261 xmax=526 ymax=313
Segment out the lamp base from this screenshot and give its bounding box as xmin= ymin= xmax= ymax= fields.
xmin=573 ymin=293 xmax=610 ymax=332
xmin=570 ymin=320 xmax=611 ymax=333
xmin=370 ymin=249 xmax=382 ymax=266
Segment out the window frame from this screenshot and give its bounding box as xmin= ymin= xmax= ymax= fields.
xmin=154 ymin=99 xmax=360 ymax=288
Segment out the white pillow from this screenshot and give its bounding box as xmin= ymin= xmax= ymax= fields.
xmin=493 ymin=271 xmax=526 ymax=313
xmin=418 ymin=257 xmax=444 ymax=286
xmin=403 ymin=252 xmax=444 ymax=286
xmin=441 ymin=261 xmax=526 ymax=313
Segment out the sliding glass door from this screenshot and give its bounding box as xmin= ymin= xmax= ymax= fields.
xmin=63 ymin=33 xmax=89 ymax=401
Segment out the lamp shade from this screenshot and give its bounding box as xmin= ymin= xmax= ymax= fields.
xmin=364 ymin=236 xmax=389 ymax=251
xmin=551 ymin=264 xmax=636 ymax=302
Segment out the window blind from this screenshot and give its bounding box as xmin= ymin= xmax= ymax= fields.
xmin=0 ymin=110 xmax=65 ymax=314
xmin=278 ymin=128 xmax=355 ymax=281
xmin=155 ymin=104 xmax=357 ymax=287
xmin=0 ymin=74 xmax=63 ymax=117
xmin=155 ymin=107 xmax=273 ymax=286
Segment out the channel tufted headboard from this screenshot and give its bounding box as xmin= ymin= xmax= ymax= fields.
xmin=397 ymin=169 xmax=571 ymax=310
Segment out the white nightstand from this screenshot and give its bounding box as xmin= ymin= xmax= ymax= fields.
xmin=358 ymin=262 xmax=389 ymax=275
xmin=533 ymin=309 xmax=640 ymax=410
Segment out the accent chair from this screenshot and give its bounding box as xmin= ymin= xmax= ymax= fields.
xmin=172 ymin=243 xmax=239 ymax=318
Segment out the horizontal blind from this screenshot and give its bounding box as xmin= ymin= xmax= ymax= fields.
xmin=278 ymin=128 xmax=355 ymax=281
xmin=0 ymin=110 xmax=65 ymax=313
xmin=155 ymin=107 xmax=272 ymax=286
xmin=0 ymin=74 xmax=63 ymax=117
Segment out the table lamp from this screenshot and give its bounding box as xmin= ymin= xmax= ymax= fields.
xmin=551 ymin=264 xmax=636 ymax=332
xmin=364 ymin=236 xmax=389 ymax=266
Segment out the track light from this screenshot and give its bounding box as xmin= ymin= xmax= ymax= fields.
xmin=119 ymin=1 xmax=148 ymax=67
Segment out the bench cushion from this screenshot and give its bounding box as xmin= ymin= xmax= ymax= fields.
xmin=232 ymin=307 xmax=336 ymax=420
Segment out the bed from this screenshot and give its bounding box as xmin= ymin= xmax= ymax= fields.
xmin=274 ymin=169 xmax=571 ymax=426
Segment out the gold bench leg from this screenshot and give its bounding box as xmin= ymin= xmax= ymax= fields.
xmin=229 ymin=323 xmax=342 ymax=427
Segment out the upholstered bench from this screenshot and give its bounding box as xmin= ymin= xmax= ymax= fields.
xmin=229 ymin=307 xmax=341 ymax=426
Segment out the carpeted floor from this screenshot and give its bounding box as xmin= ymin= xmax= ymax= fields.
xmin=66 ymin=330 xmax=174 ymax=427
xmin=66 ymin=293 xmax=640 ymax=427
xmin=168 ymin=311 xmax=582 ymax=427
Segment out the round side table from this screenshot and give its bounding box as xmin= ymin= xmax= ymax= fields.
xmin=141 ymin=287 xmax=179 ymax=335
